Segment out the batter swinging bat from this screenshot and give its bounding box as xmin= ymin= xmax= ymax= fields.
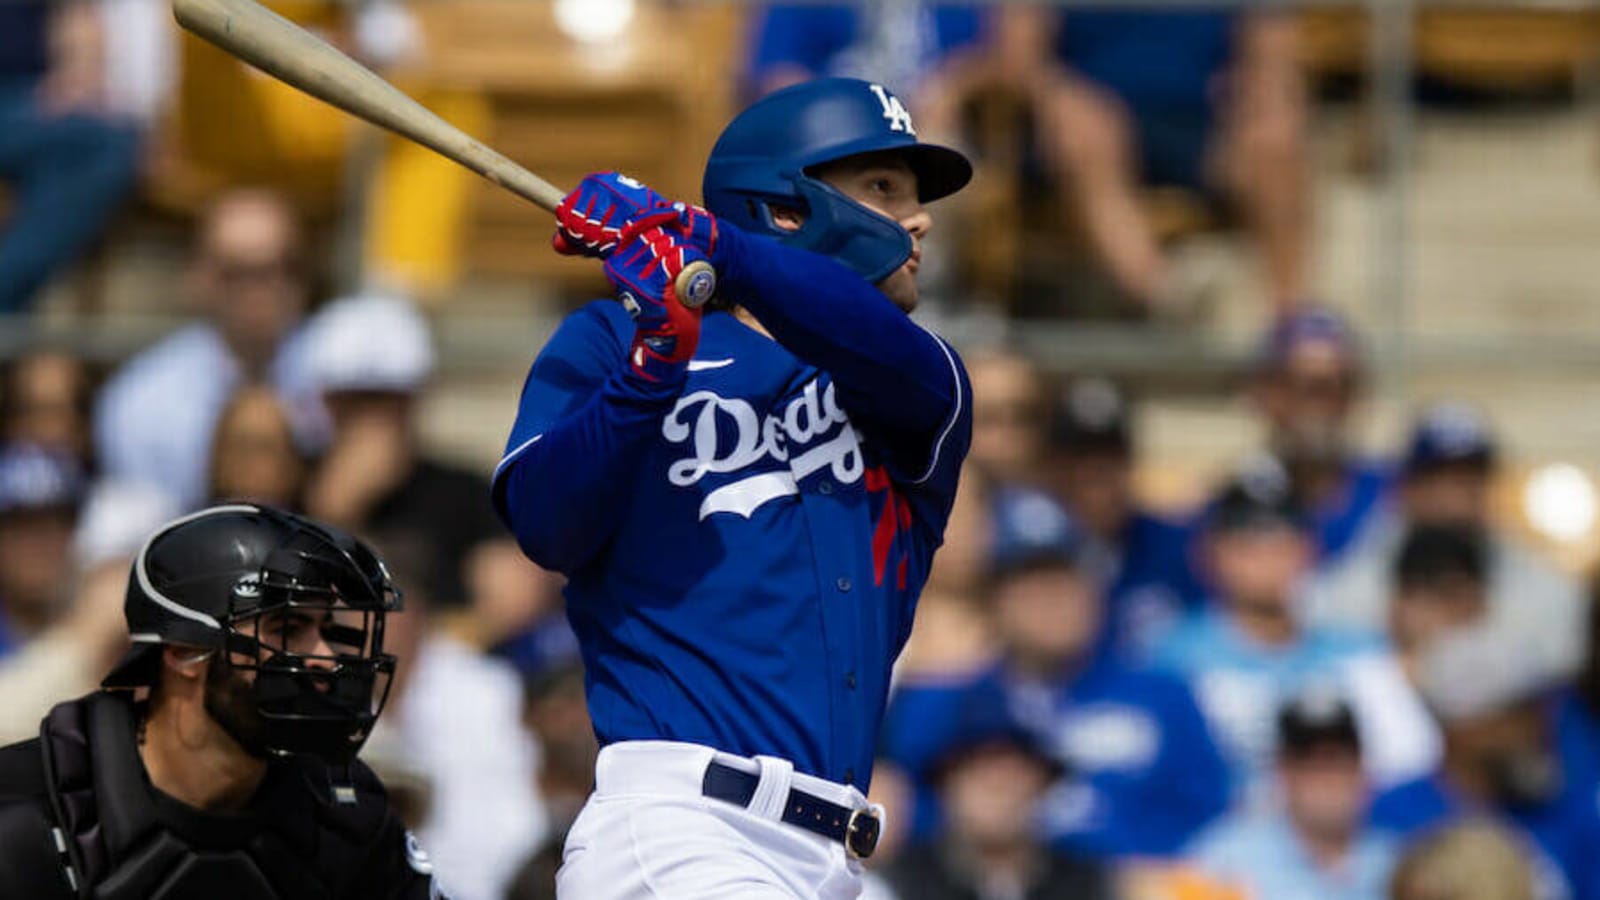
xmin=170 ymin=0 xmax=718 ymax=308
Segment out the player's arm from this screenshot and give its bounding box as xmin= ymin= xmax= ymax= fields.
xmin=714 ymin=223 xmax=970 ymax=484
xmin=495 ymin=221 xmax=706 ymax=574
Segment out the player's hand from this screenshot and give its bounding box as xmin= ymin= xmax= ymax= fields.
xmin=605 ymin=223 xmax=707 ymax=382
xmin=552 ymin=172 xmax=673 ymax=258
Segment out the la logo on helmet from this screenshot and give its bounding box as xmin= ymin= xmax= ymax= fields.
xmin=868 ymin=84 xmax=915 ymax=136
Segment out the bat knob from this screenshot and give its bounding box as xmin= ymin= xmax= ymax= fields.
xmin=675 ymin=260 xmax=718 ymax=310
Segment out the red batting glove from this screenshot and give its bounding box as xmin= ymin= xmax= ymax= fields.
xmin=604 ymin=224 xmax=707 ymax=383
xmin=551 ymin=172 xmax=670 ymax=258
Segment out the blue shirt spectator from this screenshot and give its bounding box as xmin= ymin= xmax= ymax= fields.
xmin=883 ymin=662 xmax=1227 ymax=859
xmin=1187 ymin=689 xmax=1399 ymax=900
xmin=1371 ymin=775 xmax=1598 ymax=900
xmin=0 ymin=0 xmax=140 ymax=313
xmin=1055 ymin=10 xmax=1235 ymax=114
xmin=1191 ymin=815 xmax=1397 ymax=900
xmin=1244 ymin=308 xmax=1393 ymax=565
xmin=1150 ymin=610 xmax=1390 ymax=799
xmin=749 ymin=3 xmax=987 ymax=97
xmin=94 ymin=190 xmax=324 ymax=511
xmin=1371 ymin=626 xmax=1600 ymax=900
xmin=1042 ymin=377 xmax=1206 ymax=658
xmin=882 ymin=490 xmax=1228 ymax=857
xmin=1149 ymin=457 xmax=1431 ymax=800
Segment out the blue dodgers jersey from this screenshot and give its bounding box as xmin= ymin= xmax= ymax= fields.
xmin=881 ymin=658 xmax=1229 ymax=857
xmin=1101 ymin=510 xmax=1208 ymax=659
xmin=495 ymin=302 xmax=969 ymax=789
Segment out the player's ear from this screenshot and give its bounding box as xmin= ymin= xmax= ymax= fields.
xmin=768 ymin=203 xmax=805 ymax=233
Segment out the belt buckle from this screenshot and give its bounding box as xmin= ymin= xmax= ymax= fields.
xmin=844 ymin=808 xmax=881 ymax=861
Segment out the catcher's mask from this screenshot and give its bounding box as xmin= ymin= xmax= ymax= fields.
xmin=103 ymin=504 xmax=401 ymax=765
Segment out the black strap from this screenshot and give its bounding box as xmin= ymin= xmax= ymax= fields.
xmin=700 ymin=761 xmax=879 ymax=858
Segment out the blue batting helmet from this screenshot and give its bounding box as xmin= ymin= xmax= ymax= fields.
xmin=702 ymin=78 xmax=972 ymax=284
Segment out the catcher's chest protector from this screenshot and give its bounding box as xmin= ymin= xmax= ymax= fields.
xmin=38 ymin=694 xmax=376 ymax=900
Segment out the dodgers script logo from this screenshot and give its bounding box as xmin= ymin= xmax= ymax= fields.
xmin=663 ymin=379 xmax=864 ymax=520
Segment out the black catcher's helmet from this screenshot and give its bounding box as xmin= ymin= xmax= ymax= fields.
xmin=102 ymin=504 xmax=401 ymax=765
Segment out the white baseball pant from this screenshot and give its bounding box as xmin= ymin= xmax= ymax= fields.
xmin=556 ymin=741 xmax=874 ymax=899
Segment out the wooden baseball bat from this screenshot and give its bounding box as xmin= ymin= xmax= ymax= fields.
xmin=171 ymin=0 xmax=717 ymax=307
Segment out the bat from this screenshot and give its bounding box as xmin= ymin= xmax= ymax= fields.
xmin=171 ymin=0 xmax=718 ymax=308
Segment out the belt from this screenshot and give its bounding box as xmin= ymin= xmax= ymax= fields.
xmin=701 ymin=761 xmax=882 ymax=860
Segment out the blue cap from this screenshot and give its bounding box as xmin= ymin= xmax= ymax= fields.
xmin=1257 ymin=307 xmax=1360 ymax=372
xmin=989 ymin=487 xmax=1084 ymax=580
xmin=930 ymin=681 xmax=1064 ymax=781
xmin=0 ymin=444 xmax=83 ymax=517
xmin=703 ymin=77 xmax=972 ymax=284
xmin=1404 ymin=401 xmax=1496 ymax=474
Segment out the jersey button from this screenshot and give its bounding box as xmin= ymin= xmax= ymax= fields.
xmin=845 ymin=671 xmax=857 ymax=690
xmin=836 ymin=577 xmax=852 ymax=592
xmin=844 ymin=768 xmax=856 ymax=785
xmin=818 ymin=480 xmax=834 ymax=495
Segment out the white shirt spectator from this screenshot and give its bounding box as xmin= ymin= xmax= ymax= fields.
xmin=1305 ymin=509 xmax=1587 ymax=679
xmin=390 ymin=633 xmax=546 ymax=900
xmin=93 ymin=323 xmax=321 ymax=511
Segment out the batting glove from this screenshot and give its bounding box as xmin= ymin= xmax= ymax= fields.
xmin=552 ymin=172 xmax=670 ymax=258
xmin=605 ymin=224 xmax=707 ymax=383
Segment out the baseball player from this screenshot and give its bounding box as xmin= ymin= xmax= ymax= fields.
xmin=0 ymin=505 xmax=444 ymax=899
xmin=492 ymin=78 xmax=973 ymax=899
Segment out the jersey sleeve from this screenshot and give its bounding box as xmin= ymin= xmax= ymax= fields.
xmin=715 ymin=223 xmax=973 ymax=519
xmin=491 ymin=301 xmax=689 ymax=574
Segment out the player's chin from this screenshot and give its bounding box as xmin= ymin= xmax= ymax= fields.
xmin=878 ymin=266 xmax=920 ymax=313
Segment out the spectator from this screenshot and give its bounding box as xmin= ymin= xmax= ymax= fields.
xmin=0 ymin=444 xmax=85 ymax=657
xmin=1371 ymin=628 xmax=1600 ymax=900
xmin=1242 ymin=308 xmax=1388 ymax=563
xmin=0 ymin=349 xmax=95 ymax=467
xmin=0 ymin=548 xmax=127 ymax=744
xmin=504 ymin=659 xmax=595 ymax=900
xmin=300 ymin=293 xmax=510 ymax=612
xmin=0 ymin=469 xmax=175 ymax=744
xmin=747 ymin=3 xmax=988 ymax=120
xmin=206 ymin=384 xmax=308 ymax=509
xmin=994 ymin=6 xmax=1307 ymax=311
xmin=94 ymin=188 xmax=321 ymax=510
xmin=362 ymin=529 xmax=545 ymax=900
xmin=0 ymin=0 xmax=141 ymax=312
xmin=1043 ymin=376 xmax=1204 ymax=657
xmin=1308 ymin=401 xmax=1587 ymax=678
xmin=966 ymin=348 xmax=1046 ymax=486
xmin=895 ymin=465 xmax=997 ymax=678
xmin=1388 ymin=524 xmax=1490 ymax=676
xmin=1188 ymin=689 xmax=1399 ymax=900
xmin=883 ymin=692 xmax=1114 ymax=900
xmin=1150 ymin=456 xmax=1430 ymax=800
xmin=1389 ymin=822 xmax=1539 ymax=900
xmin=883 ymin=487 xmax=1229 ymax=857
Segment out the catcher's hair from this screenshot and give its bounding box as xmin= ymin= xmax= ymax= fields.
xmin=1389 ymin=821 xmax=1537 ymax=900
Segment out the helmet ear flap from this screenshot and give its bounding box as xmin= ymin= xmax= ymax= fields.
xmin=784 ymin=176 xmax=914 ymax=284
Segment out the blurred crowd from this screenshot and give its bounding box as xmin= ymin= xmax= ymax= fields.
xmin=1 ymin=3 xmax=1598 ymax=900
